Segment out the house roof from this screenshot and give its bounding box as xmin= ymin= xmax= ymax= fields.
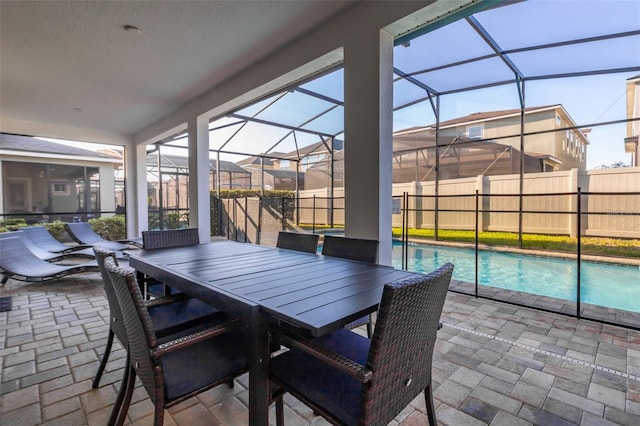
xmin=147 ymin=154 xmax=250 ymax=174
xmin=263 ymin=169 xmax=301 ymax=179
xmin=0 ymin=133 xmax=120 ymax=161
xmin=277 ymin=139 xmax=344 ymax=160
xmin=414 ymin=105 xmax=562 ymax=130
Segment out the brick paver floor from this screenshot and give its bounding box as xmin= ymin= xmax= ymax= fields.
xmin=1 ymin=272 xmax=639 ymax=425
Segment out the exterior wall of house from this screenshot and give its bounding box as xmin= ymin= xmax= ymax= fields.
xmin=438 ymin=108 xmax=588 ymax=172
xmin=1 ymin=155 xmax=118 ymax=221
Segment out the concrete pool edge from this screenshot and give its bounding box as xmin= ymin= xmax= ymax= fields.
xmin=449 ymin=279 xmax=640 ymax=330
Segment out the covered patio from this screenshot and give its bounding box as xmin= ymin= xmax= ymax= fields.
xmin=2 ymin=271 xmax=639 ymax=425
xmin=2 ymin=1 xmax=640 ymax=425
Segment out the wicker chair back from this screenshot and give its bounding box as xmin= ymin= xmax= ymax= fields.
xmin=321 ymin=235 xmax=378 ymax=263
xmin=362 ymin=262 xmax=453 ymax=424
xmin=142 ymin=228 xmax=200 ymax=250
xmin=276 ymin=231 xmax=319 ymax=253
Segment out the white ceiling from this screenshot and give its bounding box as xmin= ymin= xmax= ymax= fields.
xmin=0 ymin=0 xmax=356 ymax=140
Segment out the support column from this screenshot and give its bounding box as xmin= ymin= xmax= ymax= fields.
xmin=188 ymin=116 xmax=212 ymax=243
xmin=343 ymin=29 xmax=394 ymax=265
xmin=127 ymin=142 xmax=148 ymax=237
xmin=99 ymin=165 xmax=115 ymax=216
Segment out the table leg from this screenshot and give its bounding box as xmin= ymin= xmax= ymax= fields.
xmin=248 ymin=309 xmax=270 ymax=425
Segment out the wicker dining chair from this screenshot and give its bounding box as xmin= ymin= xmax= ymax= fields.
xmin=321 ymin=235 xmax=379 ymax=337
xmin=103 ymin=255 xmax=249 ymax=426
xmin=276 ymin=231 xmax=319 ymax=253
xmin=140 ymin=228 xmax=200 ymax=297
xmin=270 ymin=263 xmax=454 ymax=426
xmin=92 ymin=246 xmax=224 ymax=424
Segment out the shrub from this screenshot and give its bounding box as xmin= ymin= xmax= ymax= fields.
xmin=89 ymin=215 xmax=126 ymax=240
xmin=0 ymin=218 xmax=28 ymax=232
xmin=43 ymin=220 xmax=67 ymax=239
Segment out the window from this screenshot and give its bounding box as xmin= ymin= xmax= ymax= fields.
xmin=279 ymin=160 xmax=290 ymax=170
xmin=467 ymin=125 xmax=483 ymax=139
xmin=52 ymin=183 xmax=70 ymax=196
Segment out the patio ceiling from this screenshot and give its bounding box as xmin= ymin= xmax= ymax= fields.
xmin=0 ymin=0 xmax=357 ymax=139
xmin=203 ymin=0 xmax=640 ymax=162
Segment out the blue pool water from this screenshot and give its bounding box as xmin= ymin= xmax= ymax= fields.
xmin=391 ymin=242 xmax=640 ymax=313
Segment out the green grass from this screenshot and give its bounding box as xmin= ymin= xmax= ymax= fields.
xmin=391 ymin=228 xmax=640 ymax=259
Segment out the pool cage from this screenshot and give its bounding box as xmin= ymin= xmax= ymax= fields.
xmin=147 ymin=1 xmax=640 ymax=328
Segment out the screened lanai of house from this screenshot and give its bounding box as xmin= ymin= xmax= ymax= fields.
xmin=162 ymin=0 xmax=638 ymax=191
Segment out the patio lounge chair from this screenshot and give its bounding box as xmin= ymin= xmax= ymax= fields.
xmin=270 ymin=263 xmax=454 ymax=426
xmin=0 ymin=237 xmax=98 ymax=285
xmin=64 ymin=222 xmax=137 ymax=251
xmin=276 ymin=231 xmax=319 ymax=253
xmin=0 ymin=230 xmax=95 ymax=261
xmin=21 ymin=225 xmax=91 ymax=253
xmin=103 ymin=255 xmax=249 ymax=426
xmin=321 ymin=235 xmax=379 ymax=337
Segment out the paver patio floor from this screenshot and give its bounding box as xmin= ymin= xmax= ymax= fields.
xmin=1 ymin=272 xmax=639 ymax=425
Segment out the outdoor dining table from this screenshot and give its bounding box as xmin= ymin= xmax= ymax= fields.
xmin=128 ymin=238 xmax=425 ymax=425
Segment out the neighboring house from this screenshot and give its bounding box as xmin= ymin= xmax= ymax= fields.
xmin=431 ymin=105 xmax=589 ymax=172
xmin=0 ymin=133 xmax=122 ymax=223
xmin=236 ymin=153 xmax=303 ymax=190
xmin=625 ymin=75 xmax=639 ymax=166
xmin=284 ymin=106 xmax=583 ymax=188
xmin=273 ymin=139 xmax=344 ymax=172
xmin=145 ymin=154 xmax=253 ymax=210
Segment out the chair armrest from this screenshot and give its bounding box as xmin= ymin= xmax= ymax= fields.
xmin=275 ymin=330 xmax=372 ymax=383
xmin=144 ymin=292 xmax=190 ymax=308
xmin=152 ymin=318 xmax=239 ymax=358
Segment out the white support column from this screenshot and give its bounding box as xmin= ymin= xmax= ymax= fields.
xmin=99 ymin=165 xmax=115 ymax=216
xmin=127 ymin=142 xmax=148 ymax=237
xmin=343 ymin=29 xmax=394 ymax=265
xmin=188 ymin=116 xmax=212 ymax=243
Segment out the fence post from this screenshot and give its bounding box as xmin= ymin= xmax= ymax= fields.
xmin=576 ymin=187 xmax=582 ymax=319
xmin=257 ymin=196 xmax=262 ymax=245
xmin=312 ymin=195 xmax=316 ymax=235
xmin=244 ymin=196 xmax=248 ymax=243
xmin=281 ymin=197 xmax=285 ymax=231
xmin=475 ymin=189 xmax=479 ymax=297
xmin=233 ymin=197 xmax=238 ymax=242
xmin=404 ymin=192 xmax=409 ymax=270
xmin=401 ymin=192 xmax=406 ymax=270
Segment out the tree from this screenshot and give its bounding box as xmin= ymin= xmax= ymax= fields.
xmin=595 ymin=160 xmax=629 ymax=169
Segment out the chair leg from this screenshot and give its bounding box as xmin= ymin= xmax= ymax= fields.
xmin=424 ymin=383 xmax=437 ymax=426
xmin=108 ymin=353 xmax=130 ymax=426
xmin=276 ymin=397 xmax=284 ymax=426
xmin=115 ymin=365 xmax=136 ymax=426
xmin=92 ymin=329 xmax=114 ymax=388
xmin=366 ymin=315 xmax=373 ymax=339
xmin=1 ymin=275 xmax=8 ymax=285
xmin=153 ymin=402 xmax=165 ymax=426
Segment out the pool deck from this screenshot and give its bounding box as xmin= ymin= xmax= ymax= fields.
xmin=1 ymin=271 xmax=640 ymax=425
xmin=449 ymin=280 xmax=640 ymax=330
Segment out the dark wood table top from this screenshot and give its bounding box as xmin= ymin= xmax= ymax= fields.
xmin=128 ymin=239 xmax=422 ymax=336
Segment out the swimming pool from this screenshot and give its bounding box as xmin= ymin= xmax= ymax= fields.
xmin=391 ymin=242 xmax=640 ymax=313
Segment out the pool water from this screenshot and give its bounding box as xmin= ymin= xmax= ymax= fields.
xmin=391 ymin=242 xmax=640 ymax=313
